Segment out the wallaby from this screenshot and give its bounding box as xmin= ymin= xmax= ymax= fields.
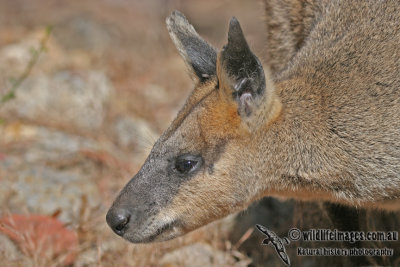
xmin=107 ymin=0 xmax=400 ymax=243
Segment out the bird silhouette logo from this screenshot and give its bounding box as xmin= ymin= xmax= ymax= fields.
xmin=256 ymin=224 xmax=291 ymax=265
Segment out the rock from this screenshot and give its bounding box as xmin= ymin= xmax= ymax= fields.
xmin=24 ymin=126 xmax=99 ymax=163
xmin=113 ymin=115 xmax=158 ymax=161
xmin=53 ymin=15 xmax=118 ymax=56
xmin=0 ymin=124 xmax=103 ymax=224
xmin=3 ymin=165 xmax=100 ymax=224
xmin=1 ymin=70 xmax=113 ymax=131
xmin=0 ymin=38 xmax=38 ymax=76
xmin=159 ymin=243 xmax=250 ymax=267
xmin=0 ymin=29 xmax=66 ymax=78
xmin=0 ymin=121 xmax=134 ymax=228
xmin=0 ymin=123 xmax=99 ymax=166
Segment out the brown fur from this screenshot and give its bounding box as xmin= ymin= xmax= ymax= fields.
xmin=264 ymin=0 xmax=318 ymax=75
xmin=160 ymin=0 xmax=400 ymax=233
xmin=107 ymin=1 xmax=400 ymax=243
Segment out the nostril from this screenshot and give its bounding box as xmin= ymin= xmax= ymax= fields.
xmin=106 ymin=208 xmax=131 ymax=235
xmin=115 ymin=213 xmax=129 ymax=231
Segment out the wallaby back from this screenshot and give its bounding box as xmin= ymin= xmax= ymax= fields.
xmin=262 ymin=0 xmax=400 ymax=207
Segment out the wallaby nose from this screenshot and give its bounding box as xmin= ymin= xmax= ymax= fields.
xmin=106 ymin=208 xmax=131 ymax=236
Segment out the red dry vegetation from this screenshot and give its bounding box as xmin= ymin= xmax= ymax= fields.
xmin=0 ymin=214 xmax=78 ymax=265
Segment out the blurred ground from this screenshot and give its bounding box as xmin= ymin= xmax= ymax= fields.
xmin=0 ymin=1 xmax=399 ymax=267
xmin=0 ymin=0 xmax=263 ymax=266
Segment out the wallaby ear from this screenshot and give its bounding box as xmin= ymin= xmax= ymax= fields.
xmin=217 ymin=17 xmax=267 ymax=118
xmin=166 ymin=11 xmax=217 ymax=83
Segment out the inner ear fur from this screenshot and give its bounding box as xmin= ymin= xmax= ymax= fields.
xmin=217 ymin=17 xmax=268 ymax=118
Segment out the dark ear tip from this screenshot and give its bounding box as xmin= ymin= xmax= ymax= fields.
xmin=227 ymin=16 xmax=246 ymax=47
xmin=228 ymin=16 xmax=243 ymax=35
xmin=229 ymin=17 xmax=240 ymax=28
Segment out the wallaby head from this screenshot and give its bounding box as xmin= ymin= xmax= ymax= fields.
xmin=106 ymin=11 xmax=282 ymax=243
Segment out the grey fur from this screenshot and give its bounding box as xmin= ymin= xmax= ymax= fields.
xmin=166 ymin=11 xmax=217 ymax=82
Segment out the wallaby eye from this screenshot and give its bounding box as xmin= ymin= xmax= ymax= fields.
xmin=175 ymin=160 xmax=197 ymax=173
xmin=174 ymin=155 xmax=202 ymax=174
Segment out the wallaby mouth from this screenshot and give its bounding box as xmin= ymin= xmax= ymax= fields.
xmin=123 ymin=217 xmax=183 ymax=243
xmin=138 ymin=219 xmax=182 ymax=243
xmin=106 ymin=203 xmax=183 ymax=243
